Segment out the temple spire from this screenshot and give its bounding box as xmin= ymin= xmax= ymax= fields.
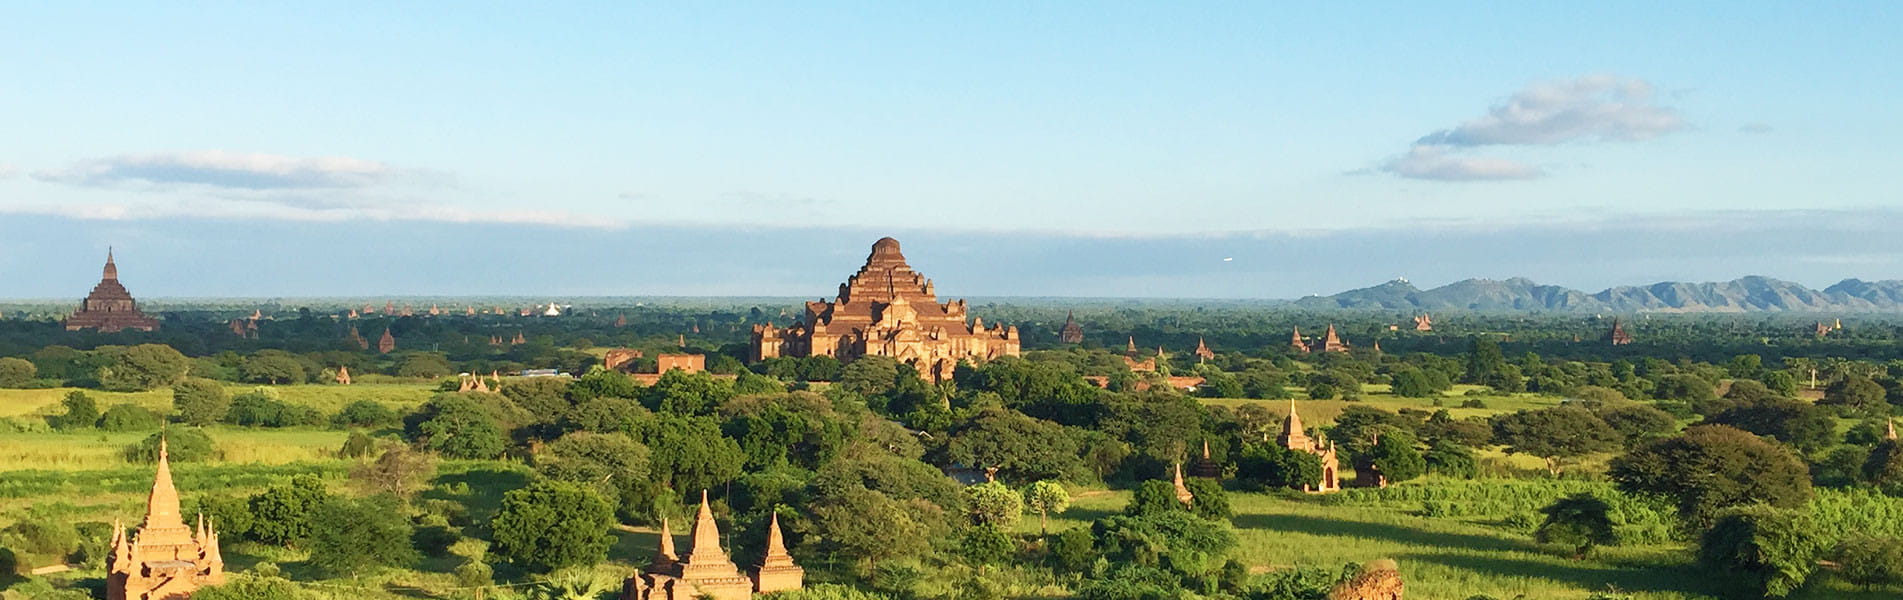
xmin=1887 ymin=419 xmax=1898 ymax=441
xmin=657 ymin=518 xmax=678 ymax=562
xmin=104 ymin=247 xmax=119 ymax=280
xmin=687 ymin=490 xmax=727 ymax=563
xmin=143 ymin=437 xmax=188 ymax=533
xmin=765 ymin=512 xmax=790 ymax=559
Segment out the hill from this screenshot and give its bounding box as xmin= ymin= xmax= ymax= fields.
xmin=1295 ymin=276 xmax=1903 ymax=312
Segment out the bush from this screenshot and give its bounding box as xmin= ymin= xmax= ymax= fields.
xmin=172 ymin=379 xmax=231 ymax=426
xmin=225 ymin=392 xmax=325 ymax=428
xmin=332 ymin=400 xmax=399 ymax=429
xmin=1185 ymin=479 xmax=1231 ymax=521
xmin=338 ymin=431 xmax=377 ymax=459
xmin=491 ymin=481 xmax=614 ymax=572
xmin=1535 ymin=493 xmax=1615 ymax=558
xmin=307 ymin=496 xmax=420 ymax=577
xmin=97 ymin=403 xmax=163 ymax=432
xmin=126 ymin=428 xmax=218 ymax=462
xmin=1699 ymin=506 xmax=1825 ymax=599
xmin=0 ymin=357 xmax=36 ymax=387
xmin=1048 ymin=526 xmax=1095 ymax=572
xmin=54 ymin=391 xmax=98 ymax=430
xmin=959 ymin=525 xmax=1015 ymax=565
xmin=1833 ymin=536 xmax=1903 ymax=589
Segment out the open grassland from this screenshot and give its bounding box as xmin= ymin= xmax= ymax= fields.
xmin=1200 ymin=385 xmax=1565 ymax=424
xmin=1023 ymin=482 xmax=1899 ymax=600
xmin=0 ymin=383 xmax=436 ymax=420
xmin=0 ymin=427 xmax=351 ymax=471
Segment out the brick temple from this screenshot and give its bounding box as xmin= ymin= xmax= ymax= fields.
xmin=108 ymin=439 xmax=225 ymax=600
xmin=66 ymin=249 xmax=160 ymax=333
xmin=750 ymin=237 xmax=1019 ymax=381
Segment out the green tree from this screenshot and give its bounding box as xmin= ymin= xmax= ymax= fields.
xmin=1698 ymin=506 xmax=1825 ymax=599
xmin=644 ymin=370 xmax=736 ymax=416
xmin=1535 ymin=493 xmax=1615 ymax=558
xmin=535 ymin=431 xmax=653 ymax=517
xmin=1464 ymin=336 xmax=1507 ymax=384
xmin=491 ymin=481 xmax=614 ymax=572
xmin=1022 ymin=481 xmax=1071 ymax=535
xmin=1610 ymin=425 xmax=1814 ymax=529
xmin=638 ymin=414 xmax=745 ymax=492
xmin=332 ymin=400 xmax=398 ymax=429
xmin=1184 ymin=478 xmax=1231 ymax=521
xmin=1423 ymin=439 xmax=1478 ymax=479
xmin=55 ymin=390 xmax=99 ymax=430
xmin=1707 ymin=397 xmax=1837 ymax=454
xmin=1597 ymin=404 xmax=1678 ymax=444
xmin=946 ymin=408 xmax=1087 ymax=483
xmin=1653 ymin=374 xmax=1716 ymax=404
xmin=408 ymin=395 xmax=509 ymax=460
xmin=1124 ymin=480 xmax=1187 ymax=518
xmin=1863 ymin=440 xmax=1903 ymax=496
xmin=1091 ymin=511 xmax=1238 ymax=585
xmin=103 ymin=344 xmax=191 ymax=391
xmin=173 ymin=378 xmax=231 ymax=426
xmin=962 ymin=481 xmax=1024 ymax=528
xmin=836 ymin=356 xmax=900 ymax=397
xmin=1360 ymin=431 xmax=1425 ymax=483
xmin=240 ymin=351 xmax=307 ymax=385
xmin=958 ymin=525 xmax=1015 ymax=565
xmin=127 ymin=429 xmax=218 ymax=462
xmin=0 ymin=357 xmax=37 ymax=387
xmin=191 ymin=574 xmax=305 ymax=600
xmin=1490 ymin=406 xmax=1618 ymax=474
xmin=1236 ymin=445 xmax=1322 ymax=491
xmin=394 ymin=353 xmax=454 ymax=379
xmin=1822 ymin=375 xmax=1889 ymax=417
xmin=248 ymin=475 xmax=330 ymax=546
xmin=812 ymin=487 xmax=931 ymax=570
xmin=97 ymin=403 xmax=162 ymax=431
xmin=348 ymin=445 xmax=438 ymax=501
xmin=1833 ymin=536 xmax=1903 ymax=590
xmin=307 ymin=496 xmax=420 ymax=577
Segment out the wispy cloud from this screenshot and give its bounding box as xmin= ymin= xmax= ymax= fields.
xmin=0 ymin=163 xmax=16 ymax=178
xmin=1379 ymin=145 xmax=1544 ymax=181
xmin=1378 ymin=75 xmax=1684 ymax=181
xmin=34 ymin=151 xmax=410 ymax=190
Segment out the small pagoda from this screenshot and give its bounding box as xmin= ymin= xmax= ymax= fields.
xmin=1313 ymin=324 xmax=1349 ymax=353
xmin=108 ymin=439 xmax=225 ymax=600
xmin=1059 ymin=312 xmax=1084 ymax=344
xmin=65 ymin=249 xmax=160 ymax=333
xmin=1608 ymin=319 xmax=1633 ymax=346
xmin=624 ymin=491 xmax=803 ymax=600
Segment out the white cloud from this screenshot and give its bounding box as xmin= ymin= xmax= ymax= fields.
xmin=34 ymin=151 xmax=409 ymax=190
xmin=0 ymin=197 xmax=623 ymax=229
xmin=1416 ymin=75 xmax=1685 ymax=146
xmin=1379 ymin=145 xmax=1544 ymax=181
xmin=1378 ymin=75 xmax=1684 ymax=181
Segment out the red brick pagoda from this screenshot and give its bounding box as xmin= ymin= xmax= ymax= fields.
xmin=65 ymin=249 xmax=160 ymax=333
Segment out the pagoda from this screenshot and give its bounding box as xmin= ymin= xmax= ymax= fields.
xmin=1289 ymin=327 xmax=1309 ymax=353
xmin=108 ymin=439 xmax=224 ymax=600
xmin=65 ymin=249 xmax=160 ymax=333
xmin=1413 ymin=314 xmax=1433 ymax=332
xmin=1313 ymin=324 xmax=1349 ymax=353
xmin=1059 ymin=312 xmax=1084 ymax=344
xmin=624 ymin=491 xmax=801 ymax=600
xmin=1194 ymin=337 xmax=1216 ymax=361
xmin=1278 ymin=400 xmax=1340 ymax=493
xmin=1608 ymin=319 xmax=1633 ymax=346
xmin=377 ymin=328 xmax=397 ymax=354
xmin=748 ymin=238 xmax=1019 ymax=381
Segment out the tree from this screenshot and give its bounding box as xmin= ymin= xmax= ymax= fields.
xmin=307 ymin=496 xmax=419 ymax=577
xmin=349 ymin=445 xmax=438 ymax=501
xmin=1022 ymin=481 xmax=1071 ymax=535
xmin=0 ymin=357 xmax=37 ymax=387
xmin=1535 ymin=493 xmax=1615 ymax=558
xmin=945 ymin=408 xmax=1088 ymax=483
xmin=1596 ymin=404 xmax=1677 ymax=444
xmin=173 ymin=378 xmax=231 ymax=426
xmin=240 ymin=351 xmax=307 ymax=385
xmin=127 ymin=429 xmax=217 ymax=462
xmin=1464 ymin=337 xmax=1507 ymax=384
xmin=535 ymin=431 xmax=653 ymax=516
xmin=638 ymin=414 xmax=745 ymax=492
xmin=491 ymin=481 xmax=614 ymax=572
xmin=1091 ymin=511 xmax=1238 ymax=585
xmin=1124 ymin=480 xmax=1187 ymax=518
xmin=1184 ymin=479 xmax=1231 ymax=521
xmin=103 ymin=344 xmax=190 ymax=391
xmin=812 ymin=487 xmax=931 ymax=569
xmin=1390 ymin=368 xmax=1442 ymax=398
xmin=644 ymin=369 xmax=736 ymax=416
xmin=332 ymin=400 xmax=399 ymax=429
xmin=1360 ymin=431 xmax=1425 ymax=484
xmin=1490 ymin=406 xmax=1618 ymax=474
xmin=1833 ymin=536 xmax=1903 ymax=590
xmin=408 ymin=395 xmax=509 ymax=460
xmin=191 ymin=574 xmax=305 ymax=600
xmin=1653 ymin=374 xmax=1716 ymax=404
xmin=1610 ymin=425 xmax=1813 ymax=529
xmin=836 ymin=356 xmax=900 ymax=397
xmin=958 ymin=525 xmax=1015 ymax=565
xmin=1707 ymin=397 xmax=1837 ymax=454
xmin=1424 ymin=439 xmax=1478 ymax=479
xmin=395 ymin=353 xmax=454 ymax=379
xmin=1864 ymin=440 xmax=1903 ymax=496
xmin=1236 ymin=445 xmax=1322 ymax=491
xmin=962 ymin=481 xmax=1024 ymax=528
xmin=1822 ymin=375 xmax=1889 ymax=417
xmin=245 ymin=475 xmax=330 ymax=546
xmin=1698 ymin=506 xmax=1825 ymax=599
xmin=97 ymin=403 xmax=162 ymax=432
xmin=55 ymin=391 xmax=98 ymax=430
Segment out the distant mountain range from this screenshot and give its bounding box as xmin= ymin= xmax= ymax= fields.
xmin=1293 ymin=276 xmax=1903 ymax=313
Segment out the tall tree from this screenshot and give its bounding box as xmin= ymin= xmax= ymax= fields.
xmin=491 ymin=481 xmax=614 ymax=572
xmin=1610 ymin=425 xmax=1813 ymax=529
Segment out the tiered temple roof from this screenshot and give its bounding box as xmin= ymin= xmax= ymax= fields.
xmin=749 ymin=238 xmax=1018 ymax=381
xmin=1278 ymin=400 xmax=1340 ymax=493
xmin=626 ymin=492 xmax=801 ymax=600
xmin=1314 ymin=324 xmax=1349 ymax=353
xmin=1609 ymin=319 xmax=1634 ymax=346
xmin=1059 ymin=312 xmax=1084 ymax=344
xmin=65 ymin=250 xmax=160 ymax=333
xmin=108 ymin=439 xmax=224 ymax=600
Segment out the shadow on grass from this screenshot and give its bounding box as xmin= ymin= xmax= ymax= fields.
xmin=1401 ymin=552 xmax=1714 ymax=597
xmin=1233 ymin=512 xmax=1540 ymax=555
xmin=611 ymin=527 xmax=666 ymax=565
xmin=426 ymin=465 xmax=533 ymax=527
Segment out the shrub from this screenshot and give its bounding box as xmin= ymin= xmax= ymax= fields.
xmin=1833 ymin=536 xmax=1903 ymax=589
xmin=0 ymin=357 xmax=36 ymax=387
xmin=963 ymin=481 xmax=1024 ymax=528
xmin=172 ymin=379 xmax=230 ymax=426
xmin=1185 ymin=479 xmax=1231 ymax=521
xmin=1698 ymin=506 xmax=1825 ymax=599
xmin=97 ymin=404 xmax=163 ymax=432
xmin=338 ymin=431 xmax=377 ymax=459
xmin=491 ymin=481 xmax=614 ymax=572
xmin=54 ymin=391 xmax=98 ymax=430
xmin=126 ymin=428 xmax=218 ymax=463
xmin=959 ymin=525 xmax=1015 ymax=565
xmin=1048 ymin=526 xmax=1095 ymax=572
xmin=1536 ymin=493 xmax=1615 ymax=558
xmin=332 ymin=400 xmax=399 ymax=429
xmin=307 ymin=496 xmax=420 ymax=577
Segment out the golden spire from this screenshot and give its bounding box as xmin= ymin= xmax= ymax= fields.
xmin=657 ymin=517 xmax=678 ymax=563
xmin=765 ymin=512 xmax=790 ymax=560
xmin=1171 ymin=463 xmax=1193 ymax=504
xmin=143 ymin=437 xmax=188 ymax=533
xmin=687 ymin=490 xmax=727 ymax=563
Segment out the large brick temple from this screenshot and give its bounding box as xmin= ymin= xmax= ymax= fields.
xmin=750 ymin=237 xmax=1019 ymax=380
xmin=65 ymin=249 xmax=160 ymax=333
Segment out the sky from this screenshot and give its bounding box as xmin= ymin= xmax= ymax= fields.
xmin=1 ymin=3 xmax=1899 ymax=298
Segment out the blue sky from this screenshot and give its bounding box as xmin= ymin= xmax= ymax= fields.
xmin=1 ymin=3 xmax=1899 ymax=297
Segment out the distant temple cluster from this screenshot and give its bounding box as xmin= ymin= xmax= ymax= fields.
xmin=750 ymin=238 xmax=1019 ymax=380
xmin=623 ymin=491 xmax=802 ymax=600
xmin=66 ymin=250 xmax=160 ymax=333
xmin=109 ymin=440 xmax=225 ymax=600
xmin=1290 ymin=325 xmax=1349 ymax=354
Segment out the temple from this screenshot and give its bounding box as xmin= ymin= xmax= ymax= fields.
xmin=1608 ymin=319 xmax=1633 ymax=346
xmin=1059 ymin=312 xmax=1084 ymax=344
xmin=108 ymin=439 xmax=224 ymax=600
xmin=1312 ymin=324 xmax=1349 ymax=353
xmin=1413 ymin=314 xmax=1433 ymax=332
xmin=749 ymin=238 xmax=1019 ymax=381
xmin=1194 ymin=337 xmax=1215 ymax=361
xmin=1289 ymin=327 xmax=1309 ymax=353
xmin=624 ymin=491 xmax=803 ymax=600
xmin=66 ymin=249 xmax=160 ymax=333
xmin=1278 ymin=400 xmax=1341 ymax=493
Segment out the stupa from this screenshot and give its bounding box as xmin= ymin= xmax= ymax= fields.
xmin=108 ymin=439 xmax=224 ymax=600
xmin=65 ymin=249 xmax=160 ymax=333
